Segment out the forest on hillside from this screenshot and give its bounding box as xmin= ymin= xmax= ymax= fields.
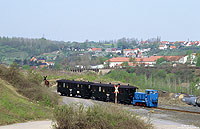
xmin=0 ymin=37 xmax=63 ymax=64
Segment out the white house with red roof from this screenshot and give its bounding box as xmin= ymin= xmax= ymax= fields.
xmin=88 ymin=48 xmax=102 ymax=52
xmin=161 ymin=41 xmax=170 ymax=44
xmin=158 ymin=45 xmax=168 ymax=50
xmin=104 ymin=57 xmax=130 ymax=67
xmin=170 ymin=46 xmax=176 ymax=49
xmin=123 ymin=48 xmax=140 ymax=57
xmin=104 ymin=55 xmax=190 ymax=67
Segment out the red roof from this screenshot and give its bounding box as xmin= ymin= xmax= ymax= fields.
xmin=123 ymin=49 xmax=133 ymax=51
xmin=91 ymin=48 xmax=102 ymax=51
xmin=105 ymin=57 xmax=130 ymax=62
xmin=161 ymin=41 xmax=169 ymax=44
xmin=40 ymin=65 xmax=47 ymax=68
xmin=134 ymin=48 xmax=139 ymax=51
xmin=170 ymin=46 xmax=176 ymax=49
xmin=135 ymin=56 xmax=163 ymax=62
xmin=30 ymin=57 xmax=37 ymax=62
xmin=164 ymin=56 xmax=184 ymax=61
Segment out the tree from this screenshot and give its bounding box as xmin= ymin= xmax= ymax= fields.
xmin=196 ymin=56 xmax=200 ymax=66
xmin=129 ymin=57 xmax=136 ymax=65
xmin=121 ymin=62 xmax=129 ymax=67
xmin=156 ymin=57 xmax=165 ymax=65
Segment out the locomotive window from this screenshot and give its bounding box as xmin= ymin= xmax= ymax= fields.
xmin=63 ymin=83 xmax=65 ymax=88
xmin=77 ymin=84 xmax=79 ymax=88
xmin=88 ymin=85 xmax=90 ymax=89
xmin=81 ymin=85 xmax=83 ymax=88
xmin=99 ymin=87 xmax=101 ymax=92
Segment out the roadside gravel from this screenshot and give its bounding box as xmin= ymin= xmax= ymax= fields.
xmin=0 ymin=121 xmax=52 ymax=129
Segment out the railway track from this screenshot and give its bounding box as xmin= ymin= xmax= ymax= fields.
xmin=153 ymin=107 xmax=200 ymax=115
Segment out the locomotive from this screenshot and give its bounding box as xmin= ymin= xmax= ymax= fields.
xmin=133 ymin=89 xmax=158 ymax=107
xmin=56 ymin=79 xmax=158 ymax=107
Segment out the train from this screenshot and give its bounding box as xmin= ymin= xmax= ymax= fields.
xmin=56 ymin=79 xmax=158 ymax=107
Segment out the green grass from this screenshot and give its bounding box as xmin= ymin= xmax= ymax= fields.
xmin=0 ymin=78 xmax=52 ymax=125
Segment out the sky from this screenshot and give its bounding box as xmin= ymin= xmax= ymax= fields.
xmin=0 ymin=0 xmax=200 ymax=42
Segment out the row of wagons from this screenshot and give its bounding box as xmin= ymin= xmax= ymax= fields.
xmin=57 ymin=79 xmax=138 ymax=104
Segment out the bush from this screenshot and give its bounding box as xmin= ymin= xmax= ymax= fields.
xmin=53 ymin=104 xmax=152 ymax=129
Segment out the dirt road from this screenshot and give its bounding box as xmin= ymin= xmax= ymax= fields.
xmin=0 ymin=121 xmax=52 ymax=129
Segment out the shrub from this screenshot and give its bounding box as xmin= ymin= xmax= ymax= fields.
xmin=53 ymin=104 xmax=152 ymax=129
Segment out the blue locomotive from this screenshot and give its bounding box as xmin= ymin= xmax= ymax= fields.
xmin=133 ymin=89 xmax=158 ymax=107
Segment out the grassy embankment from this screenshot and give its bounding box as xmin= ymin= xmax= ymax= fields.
xmin=0 ymin=65 xmax=58 ymax=125
xmin=0 ymin=78 xmax=51 ymax=125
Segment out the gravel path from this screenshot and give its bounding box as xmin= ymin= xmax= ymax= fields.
xmin=0 ymin=121 xmax=52 ymax=129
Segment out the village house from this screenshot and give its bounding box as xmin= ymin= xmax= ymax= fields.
xmin=158 ymin=45 xmax=168 ymax=50
xmin=30 ymin=57 xmax=37 ymax=62
xmin=115 ymin=48 xmax=122 ymax=54
xmin=104 ymin=57 xmax=130 ymax=67
xmin=123 ymin=49 xmax=134 ymax=57
xmin=170 ymin=46 xmax=176 ymax=49
xmin=160 ymin=41 xmax=170 ymax=44
xmin=164 ymin=56 xmax=187 ymax=64
xmin=123 ymin=48 xmax=140 ymax=57
xmin=88 ymin=48 xmax=102 ymax=52
xmin=104 ymin=55 xmax=190 ymax=67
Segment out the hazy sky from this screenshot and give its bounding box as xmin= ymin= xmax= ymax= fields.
xmin=0 ymin=0 xmax=199 ymax=42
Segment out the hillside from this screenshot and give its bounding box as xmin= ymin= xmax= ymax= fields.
xmin=0 ymin=78 xmax=51 ymax=125
xmin=0 ymin=37 xmax=62 ymax=64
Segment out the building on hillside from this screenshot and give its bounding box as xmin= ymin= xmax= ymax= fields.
xmin=104 ymin=57 xmax=130 ymax=67
xmin=140 ymin=41 xmax=149 ymax=44
xmin=123 ymin=49 xmax=134 ymax=57
xmin=170 ymin=46 xmax=176 ymax=49
xmin=123 ymin=48 xmax=140 ymax=57
xmin=135 ymin=56 xmax=163 ymax=66
xmin=46 ymin=62 xmax=55 ymax=66
xmin=90 ymin=64 xmax=104 ymax=69
xmin=160 ymin=41 xmax=170 ymax=44
xmin=37 ymin=59 xmax=46 ymax=63
xmin=164 ymin=56 xmax=187 ymax=64
xmin=116 ymin=48 xmax=122 ymax=54
xmin=88 ymin=48 xmax=102 ymax=52
xmin=158 ymin=45 xmax=168 ymax=50
xmin=105 ymin=48 xmax=112 ymax=53
xmin=30 ymin=57 xmax=37 ymax=62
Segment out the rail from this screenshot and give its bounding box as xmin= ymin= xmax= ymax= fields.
xmin=153 ymin=107 xmax=200 ymax=115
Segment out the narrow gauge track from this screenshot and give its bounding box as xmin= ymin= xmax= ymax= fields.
xmin=152 ymin=107 xmax=200 ymax=115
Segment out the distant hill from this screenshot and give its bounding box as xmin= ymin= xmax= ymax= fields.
xmin=0 ymin=37 xmax=63 ymax=64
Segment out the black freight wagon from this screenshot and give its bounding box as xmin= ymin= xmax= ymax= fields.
xmin=56 ymin=79 xmax=93 ymax=98
xmin=90 ymin=83 xmax=137 ymax=104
